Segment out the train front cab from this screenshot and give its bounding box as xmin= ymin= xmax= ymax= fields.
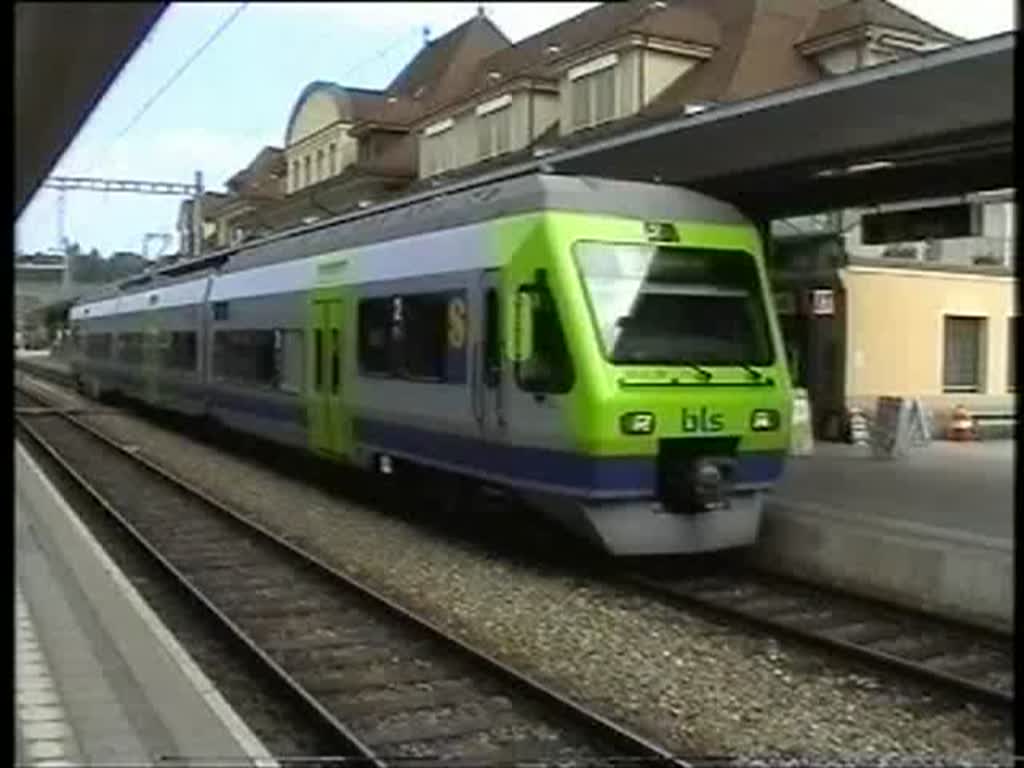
xmin=503 ymin=211 xmax=792 ymax=556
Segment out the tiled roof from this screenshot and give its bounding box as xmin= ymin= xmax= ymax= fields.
xmin=644 ymin=0 xmax=822 ymax=115
xmin=800 ymin=0 xmax=962 ymax=46
xmin=387 ymin=13 xmax=510 ymax=106
xmin=227 ymin=146 xmax=287 ymax=199
xmin=413 ymin=0 xmax=722 ymax=126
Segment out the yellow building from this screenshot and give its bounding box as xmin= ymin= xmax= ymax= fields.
xmin=772 ymin=192 xmax=1017 ymax=439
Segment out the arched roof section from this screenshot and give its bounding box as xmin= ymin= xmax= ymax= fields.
xmin=285 ymin=81 xmax=389 ymax=146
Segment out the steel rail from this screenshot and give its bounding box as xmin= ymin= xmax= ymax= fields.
xmin=620 ymin=571 xmax=1013 ymax=711
xmin=15 ymin=381 xmax=686 ymax=767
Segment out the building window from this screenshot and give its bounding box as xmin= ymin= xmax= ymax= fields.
xmin=317 ymin=149 xmax=325 ymax=181
xmin=357 ymin=292 xmax=467 ymax=383
xmin=1009 ymin=317 xmax=1017 ymax=392
xmin=291 ymin=160 xmax=300 ymax=191
xmin=477 ymin=106 xmax=511 ymax=160
xmin=943 ymin=316 xmax=986 ymax=393
xmin=426 ymin=132 xmax=455 ymax=176
xmin=571 ymin=65 xmax=616 ymax=130
xmin=329 ymin=143 xmax=337 ymax=175
xmin=304 ymin=156 xmax=311 ymax=187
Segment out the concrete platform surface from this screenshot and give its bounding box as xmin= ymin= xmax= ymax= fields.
xmin=755 ymin=441 xmax=1014 ymax=630
xmin=15 ymin=440 xmax=274 ymax=767
xmin=774 ymin=440 xmax=1014 ymax=540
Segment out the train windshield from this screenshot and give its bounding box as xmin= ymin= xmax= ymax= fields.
xmin=573 ymin=241 xmax=774 ymax=366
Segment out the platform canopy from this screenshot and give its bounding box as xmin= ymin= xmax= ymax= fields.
xmin=15 ymin=2 xmax=167 ymax=216
xmin=545 ymin=33 xmax=1015 ymax=220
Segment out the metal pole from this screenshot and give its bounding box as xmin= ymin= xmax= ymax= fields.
xmin=193 ymin=170 xmax=204 ymax=258
xmin=57 ymin=188 xmax=67 ymax=252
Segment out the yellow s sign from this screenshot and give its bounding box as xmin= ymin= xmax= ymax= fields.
xmin=447 ymin=297 xmax=467 ymax=349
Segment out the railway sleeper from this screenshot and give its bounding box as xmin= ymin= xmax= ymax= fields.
xmin=329 ymin=680 xmax=503 ymax=721
xmin=357 ymin=706 xmax=524 ymax=750
xmin=278 ymin=641 xmax=422 ymax=670
xmin=305 ymin=663 xmax=453 ymax=696
xmin=217 ymin=597 xmax=342 ymax=620
xmin=263 ymin=626 xmax=395 ymax=654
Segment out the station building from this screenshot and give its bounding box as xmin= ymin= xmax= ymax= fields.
xmin=176 ymin=0 xmax=1016 ymax=437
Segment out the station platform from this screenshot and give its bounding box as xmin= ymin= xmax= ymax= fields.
xmin=754 ymin=441 xmax=1015 ymax=631
xmin=14 ymin=440 xmax=273 ymax=767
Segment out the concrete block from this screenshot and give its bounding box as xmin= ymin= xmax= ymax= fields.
xmin=751 ymin=498 xmax=1013 ymax=631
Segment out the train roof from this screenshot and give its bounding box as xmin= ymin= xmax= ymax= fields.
xmin=73 ymin=172 xmax=749 ymax=308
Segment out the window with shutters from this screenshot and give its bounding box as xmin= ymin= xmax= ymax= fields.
xmin=477 ymin=106 xmax=511 ymax=160
xmin=424 ymin=128 xmax=456 ymax=176
xmin=942 ymin=316 xmax=986 ymax=393
xmin=571 ymin=65 xmax=616 ymax=130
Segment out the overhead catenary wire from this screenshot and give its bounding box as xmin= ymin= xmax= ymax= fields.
xmin=81 ymin=2 xmax=250 ymax=179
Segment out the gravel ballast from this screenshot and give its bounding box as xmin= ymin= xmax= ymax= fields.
xmin=22 ymin=375 xmax=1013 ymax=762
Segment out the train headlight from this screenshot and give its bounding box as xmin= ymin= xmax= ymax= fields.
xmin=620 ymin=412 xmax=656 ymax=435
xmin=751 ymin=409 xmax=780 ymax=431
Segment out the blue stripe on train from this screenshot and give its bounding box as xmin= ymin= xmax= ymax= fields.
xmin=93 ymin=367 xmax=784 ymax=497
xmin=353 ymin=417 xmax=785 ymax=499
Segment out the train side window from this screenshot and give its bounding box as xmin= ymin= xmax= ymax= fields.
xmin=118 ymin=332 xmax=145 ymax=364
xmin=358 ymin=298 xmax=393 ymax=376
xmin=330 ymin=328 xmax=340 ymax=393
xmin=515 ymin=278 xmax=574 ymax=395
xmin=314 ymin=329 xmax=323 ymax=390
xmin=276 ymin=330 xmax=303 ymax=394
xmin=162 ymin=332 xmax=198 ymax=371
xmin=400 ymin=293 xmax=448 ymax=381
xmin=86 ymin=333 xmax=112 ymax=359
xmin=213 ymin=330 xmax=277 ymax=386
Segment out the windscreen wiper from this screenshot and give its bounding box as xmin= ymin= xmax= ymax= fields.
xmin=681 ymin=362 xmax=713 ymax=381
xmin=738 ymin=363 xmax=763 ymax=381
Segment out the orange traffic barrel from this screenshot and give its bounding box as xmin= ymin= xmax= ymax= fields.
xmin=947 ymin=404 xmax=976 ymax=441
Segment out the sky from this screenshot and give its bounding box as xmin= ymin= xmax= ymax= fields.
xmin=14 ymin=1 xmax=1016 ymax=258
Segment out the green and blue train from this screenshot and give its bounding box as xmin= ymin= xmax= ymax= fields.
xmin=69 ymin=173 xmax=792 ymax=555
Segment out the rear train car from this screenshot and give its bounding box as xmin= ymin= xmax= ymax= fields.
xmin=69 ymin=174 xmax=792 ymax=555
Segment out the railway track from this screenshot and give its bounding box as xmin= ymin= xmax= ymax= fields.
xmin=15 ymin=384 xmax=683 ymax=767
xmin=14 ymin=364 xmax=1015 ymax=715
xmin=621 ymin=566 xmax=1014 ymax=711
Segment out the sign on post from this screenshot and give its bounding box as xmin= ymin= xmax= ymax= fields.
xmin=906 ymin=398 xmax=932 ymax=446
xmin=811 ymin=289 xmax=834 ymax=316
xmin=871 ymin=396 xmax=931 ymax=459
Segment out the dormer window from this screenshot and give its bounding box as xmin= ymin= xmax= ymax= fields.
xmin=423 ymin=118 xmax=456 ymax=176
xmin=569 ymin=53 xmax=618 ymax=130
xmin=476 ymin=94 xmax=512 ymax=160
